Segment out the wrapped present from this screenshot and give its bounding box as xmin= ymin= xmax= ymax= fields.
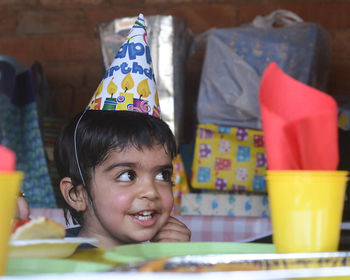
xmin=196 ymin=10 xmax=331 ymax=130
xmin=180 ymin=193 xmax=269 ymax=217
xmin=191 ymin=124 xmax=267 ymax=193
xmin=172 ymin=153 xmax=190 ymax=214
xmin=179 ymin=143 xmax=195 ymax=181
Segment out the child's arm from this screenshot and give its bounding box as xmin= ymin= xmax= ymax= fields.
xmin=150 ymin=216 xmax=191 ymax=242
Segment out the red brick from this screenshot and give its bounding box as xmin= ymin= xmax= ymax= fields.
xmin=328 ymin=60 xmax=350 ymax=98
xmin=40 ymin=0 xmax=105 ymax=8
xmin=17 ymin=10 xmax=86 ymax=35
xmin=145 ymin=0 xmax=231 ymax=4
xmin=237 ymin=2 xmax=281 ymax=25
xmin=109 ymin=0 xmax=146 ymax=5
xmin=43 ymin=60 xmax=103 ymax=116
xmin=277 ymin=2 xmax=350 ymax=29
xmin=82 ymin=62 xmax=104 ymax=89
xmin=31 ymin=34 xmax=100 ymax=62
xmin=1 ymin=0 xmax=350 ymax=118
xmin=74 ymin=90 xmax=93 ymax=112
xmin=43 ymin=61 xmax=103 ymax=90
xmin=0 ymin=37 xmax=35 ymax=66
xmin=0 ymin=0 xmax=38 ymax=8
xmin=0 ymin=10 xmax=17 ymax=35
xmin=52 ymin=85 xmax=92 ymax=117
xmin=146 ymin=0 xmax=194 ymax=4
xmin=164 ymin=4 xmax=238 ymax=33
xmin=238 ymin=1 xmax=350 ymax=29
xmin=85 ymin=7 xmax=159 ymax=35
xmin=329 ymin=30 xmax=350 ymax=60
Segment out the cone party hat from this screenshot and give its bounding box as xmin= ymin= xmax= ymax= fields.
xmin=87 ymin=14 xmax=161 ymax=118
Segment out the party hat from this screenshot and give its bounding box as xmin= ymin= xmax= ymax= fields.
xmin=87 ymin=14 xmax=161 ymax=118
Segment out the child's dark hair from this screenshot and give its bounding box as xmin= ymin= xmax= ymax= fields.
xmin=54 ymin=110 xmax=177 ymax=226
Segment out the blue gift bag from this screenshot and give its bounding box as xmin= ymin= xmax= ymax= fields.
xmin=0 ymin=57 xmax=56 ymax=208
xmin=197 ymin=10 xmax=331 ymax=130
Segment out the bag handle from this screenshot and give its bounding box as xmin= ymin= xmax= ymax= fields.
xmin=252 ymin=9 xmax=303 ymax=28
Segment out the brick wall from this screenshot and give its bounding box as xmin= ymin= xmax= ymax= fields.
xmin=1 ymin=0 xmax=349 ymax=140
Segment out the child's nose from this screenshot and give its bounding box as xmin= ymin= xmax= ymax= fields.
xmin=139 ymin=180 xmax=160 ymax=200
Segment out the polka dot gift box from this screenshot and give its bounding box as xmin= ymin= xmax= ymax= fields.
xmin=191 ymin=124 xmax=267 ymax=193
xmin=180 ymin=193 xmax=269 ymax=217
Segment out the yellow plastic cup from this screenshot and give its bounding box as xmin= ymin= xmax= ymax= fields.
xmin=266 ymin=170 xmax=348 ymax=253
xmin=0 ymin=172 xmax=23 ymax=275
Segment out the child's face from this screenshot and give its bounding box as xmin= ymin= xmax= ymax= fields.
xmin=84 ymin=143 xmax=174 ymax=247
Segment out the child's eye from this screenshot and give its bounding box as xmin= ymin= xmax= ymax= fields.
xmin=155 ymin=170 xmax=173 ymax=182
xmin=118 ymin=170 xmax=136 ymax=182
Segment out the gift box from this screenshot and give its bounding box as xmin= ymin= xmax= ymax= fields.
xmin=180 ymin=193 xmax=269 ymax=217
xmin=191 ymin=124 xmax=267 ymax=193
xmin=179 ymin=143 xmax=195 ymax=181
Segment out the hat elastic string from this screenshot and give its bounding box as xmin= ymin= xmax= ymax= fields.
xmin=73 ymin=109 xmax=87 ymax=187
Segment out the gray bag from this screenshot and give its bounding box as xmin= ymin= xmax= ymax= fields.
xmin=197 ymin=10 xmax=331 ymax=129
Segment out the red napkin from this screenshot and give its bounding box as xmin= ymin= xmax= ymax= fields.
xmin=0 ymin=145 xmax=15 ymax=171
xmin=259 ymin=62 xmax=338 ymax=170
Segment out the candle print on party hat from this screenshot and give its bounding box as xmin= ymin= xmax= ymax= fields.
xmin=87 ymin=14 xmax=161 ymax=118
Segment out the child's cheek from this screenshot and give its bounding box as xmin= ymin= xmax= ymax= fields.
xmin=162 ymin=188 xmax=174 ymax=213
xmin=107 ymin=191 xmax=133 ymax=211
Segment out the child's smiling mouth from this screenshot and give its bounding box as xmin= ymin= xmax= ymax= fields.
xmin=131 ymin=210 xmax=158 ymax=226
xmin=135 ymin=210 xmax=154 ymax=220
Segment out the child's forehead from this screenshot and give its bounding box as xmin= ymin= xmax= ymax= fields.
xmin=106 ymin=142 xmax=171 ymax=159
xmin=112 ymin=140 xmax=166 ymax=151
xmin=97 ymin=143 xmax=173 ymax=170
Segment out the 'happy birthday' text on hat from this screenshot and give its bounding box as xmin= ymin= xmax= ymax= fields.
xmin=87 ymin=14 xmax=161 ymax=119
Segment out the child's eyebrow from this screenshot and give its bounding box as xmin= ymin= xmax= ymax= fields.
xmin=157 ymin=164 xmax=173 ymax=171
xmin=103 ymin=163 xmax=173 ymax=173
xmin=103 ymin=162 xmax=136 ymax=173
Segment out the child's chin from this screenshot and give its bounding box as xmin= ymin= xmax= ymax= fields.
xmin=130 ymin=231 xmax=157 ymax=243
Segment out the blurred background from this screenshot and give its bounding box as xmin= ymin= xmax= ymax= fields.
xmin=1 ymin=0 xmax=350 ymax=214
xmin=0 ymin=0 xmax=349 ymax=128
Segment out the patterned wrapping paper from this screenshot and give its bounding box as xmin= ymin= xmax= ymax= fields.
xmin=98 ymin=15 xmax=191 ymax=143
xmin=180 ymin=193 xmax=269 ymax=217
xmin=171 ymin=154 xmax=190 ymax=214
xmin=0 ymin=59 xmax=56 ymax=208
xmin=88 ymin=14 xmax=161 ymax=118
xmin=191 ymin=124 xmax=267 ymax=193
xmin=196 ymin=20 xmax=331 ymax=130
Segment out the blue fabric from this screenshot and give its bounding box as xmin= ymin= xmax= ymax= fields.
xmin=0 ymin=59 xmax=56 ymax=208
xmin=65 ymin=227 xmax=97 ymax=249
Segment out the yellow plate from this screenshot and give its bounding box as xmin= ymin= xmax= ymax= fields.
xmin=9 ymin=237 xmax=97 ymax=258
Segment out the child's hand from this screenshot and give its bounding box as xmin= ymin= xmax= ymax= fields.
xmin=16 ymin=194 xmax=30 ymax=220
xmin=150 ymin=216 xmax=191 ymax=242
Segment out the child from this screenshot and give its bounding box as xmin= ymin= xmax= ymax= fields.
xmin=53 ymin=14 xmax=191 ymax=249
xmin=54 ymin=110 xmax=191 ymax=249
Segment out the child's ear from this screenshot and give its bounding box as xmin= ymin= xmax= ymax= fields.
xmin=60 ymin=177 xmax=88 ymax=211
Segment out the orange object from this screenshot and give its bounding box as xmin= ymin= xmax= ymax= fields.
xmin=12 ymin=218 xmax=31 ymax=233
xmin=259 ymin=63 xmax=338 ymax=170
